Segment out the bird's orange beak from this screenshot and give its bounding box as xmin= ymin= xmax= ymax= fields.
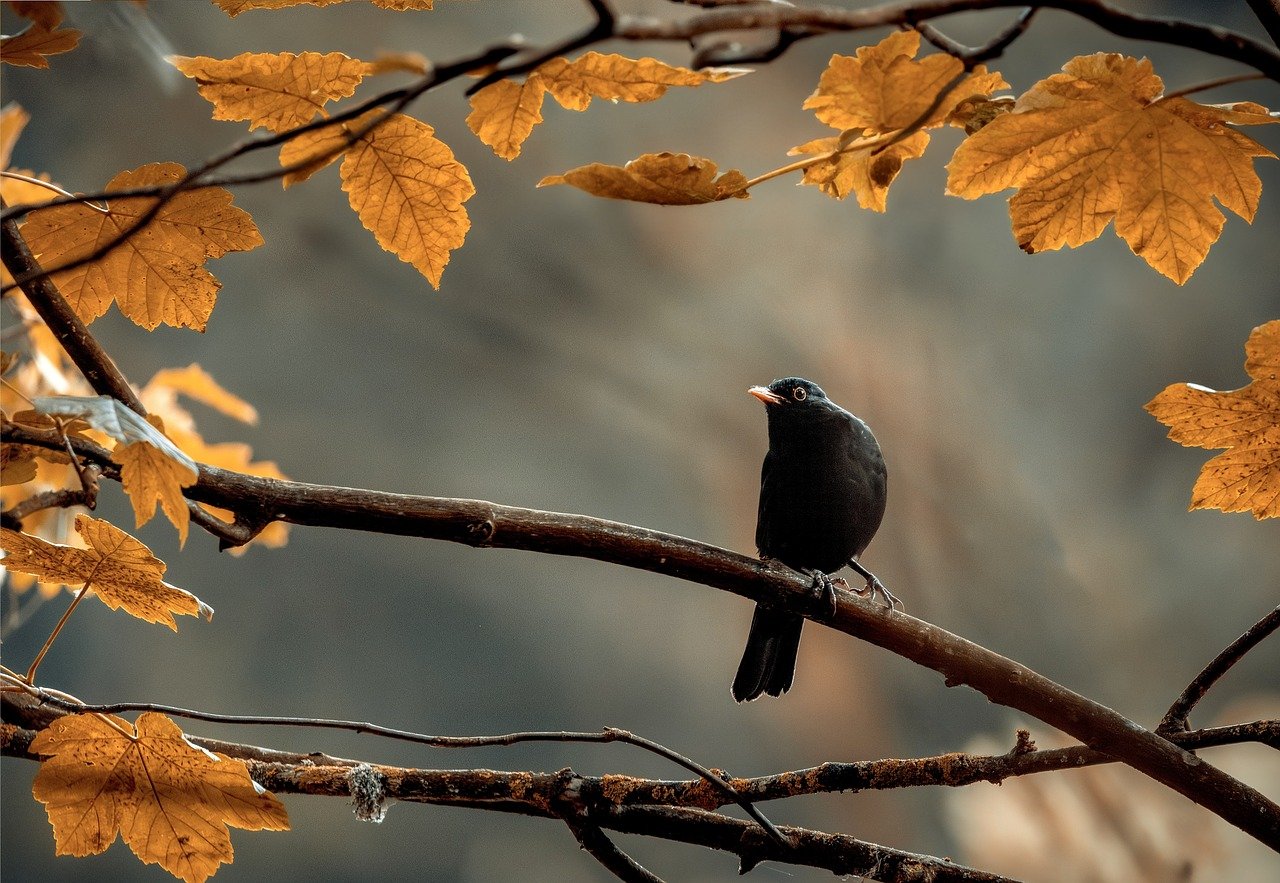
xmin=748 ymin=386 xmax=785 ymax=405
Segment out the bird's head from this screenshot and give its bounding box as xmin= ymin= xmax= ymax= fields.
xmin=748 ymin=377 xmax=829 ymax=409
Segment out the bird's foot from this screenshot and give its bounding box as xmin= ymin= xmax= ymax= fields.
xmin=853 ymin=574 xmax=902 ymax=611
xmin=802 ymin=569 xmax=838 ymax=620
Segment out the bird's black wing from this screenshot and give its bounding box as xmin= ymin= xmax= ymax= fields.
xmin=754 ymin=449 xmax=775 ymax=555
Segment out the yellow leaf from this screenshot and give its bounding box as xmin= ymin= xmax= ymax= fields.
xmin=1 ymin=444 xmax=38 ymax=485
xmin=9 ymin=1 xmax=65 ymax=30
xmin=0 ymin=514 xmax=212 ymax=627
xmin=467 ymin=53 xmax=744 ymax=159
xmin=215 ymin=0 xmax=343 ymax=13
xmin=31 ymin=711 xmax=289 ymax=883
xmin=539 ymin=152 xmax=749 ymax=205
xmin=1146 ymin=320 xmax=1280 ymax=519
xmin=278 ymin=121 xmax=351 ymax=188
xmin=20 ymin=162 xmax=263 ymax=329
xmin=338 ymin=110 xmax=474 ymax=288
xmin=113 ymin=434 xmax=199 ymax=545
xmin=790 ymin=131 xmax=930 ymax=211
xmin=947 ymin=54 xmax=1278 ymax=284
xmin=0 ymin=24 xmax=81 ymax=69
xmin=804 ymin=32 xmax=1006 ymax=134
xmin=466 ymin=77 xmax=547 ymax=161
xmin=171 ymin=51 xmax=370 ymax=134
xmin=540 ymin=52 xmax=746 ymax=111
xmin=363 ymin=50 xmax=430 ymax=76
xmin=146 ymin=364 xmax=259 ymax=424
xmin=947 ymin=95 xmax=1016 ymax=134
xmin=1 ymin=102 xmax=31 ymax=167
xmin=215 ymin=0 xmax=434 ymax=14
xmin=163 ymin=423 xmax=291 ymax=554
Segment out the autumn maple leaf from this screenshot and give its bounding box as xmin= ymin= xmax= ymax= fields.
xmin=0 ymin=23 xmax=81 ymax=69
xmin=31 ymin=711 xmax=289 ymax=883
xmin=1146 ymin=320 xmax=1280 ymax=519
xmin=20 ymin=163 xmax=263 ymax=329
xmin=793 ymin=30 xmax=1007 ymax=210
xmin=0 ymin=514 xmax=212 ymax=627
xmin=947 ymin=54 xmax=1278 ymax=283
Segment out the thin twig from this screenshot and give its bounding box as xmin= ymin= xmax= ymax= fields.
xmin=3 ymin=481 xmax=98 ymax=525
xmin=1160 ymin=605 xmax=1280 ymax=734
xmin=1163 ymin=71 xmax=1269 ymax=100
xmin=564 ymin=817 xmax=666 ymax=883
xmin=0 ymin=172 xmax=108 ymax=213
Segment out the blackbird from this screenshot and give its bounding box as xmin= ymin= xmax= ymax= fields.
xmin=732 ymin=377 xmax=896 ymax=702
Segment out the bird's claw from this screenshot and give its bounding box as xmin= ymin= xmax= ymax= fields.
xmin=853 ymin=575 xmax=902 ymax=612
xmin=804 ymin=570 xmax=838 ymax=620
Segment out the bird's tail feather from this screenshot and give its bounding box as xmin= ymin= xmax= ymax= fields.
xmin=732 ymin=605 xmax=804 ymax=702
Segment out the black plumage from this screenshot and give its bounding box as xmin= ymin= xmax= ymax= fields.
xmin=732 ymin=377 xmax=891 ymax=703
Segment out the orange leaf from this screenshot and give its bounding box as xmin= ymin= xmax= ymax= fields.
xmin=947 ymin=54 xmax=1278 ymax=284
xmin=785 ymin=31 xmax=1004 ymax=208
xmin=1 ymin=444 xmax=38 ymax=485
xmin=790 ymin=131 xmax=930 ymax=211
xmin=278 ymin=120 xmax=351 ymax=187
xmin=539 ymin=52 xmax=746 ymax=111
xmin=146 ymin=364 xmax=259 ymax=424
xmin=804 ymin=32 xmax=1006 ymax=134
xmin=8 ymin=2 xmax=65 ymax=30
xmin=113 ymin=435 xmax=200 ymax=545
xmin=0 ymin=24 xmax=80 ymax=69
xmin=31 ymin=711 xmax=289 ymax=883
xmin=1 ymin=102 xmax=31 ymax=167
xmin=338 ymin=110 xmax=474 ymax=288
xmin=538 ymin=152 xmax=749 ymax=205
xmin=171 ymin=51 xmax=370 ymax=133
xmin=1146 ymin=320 xmax=1280 ymax=519
xmin=215 ymin=0 xmax=435 ymax=14
xmin=0 ymin=514 xmax=212 ymax=627
xmin=467 ymin=53 xmax=745 ymax=160
xmin=466 ymin=77 xmax=547 ymax=161
xmin=20 ymin=162 xmax=263 ymax=329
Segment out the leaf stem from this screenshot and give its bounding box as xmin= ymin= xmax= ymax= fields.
xmin=741 ymin=132 xmax=893 ymax=190
xmin=25 ymin=580 xmax=92 ymax=683
xmin=0 ymin=172 xmax=108 ymax=214
xmin=1163 ymin=71 xmax=1268 ymax=100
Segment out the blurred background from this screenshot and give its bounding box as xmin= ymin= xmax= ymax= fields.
xmin=2 ymin=1 xmax=1278 ymax=880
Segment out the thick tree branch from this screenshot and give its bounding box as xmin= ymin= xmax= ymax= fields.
xmin=1247 ymin=0 xmax=1280 ymax=48
xmin=3 ymin=421 xmax=1279 ymax=849
xmin=0 ymin=213 xmax=143 ymax=411
xmin=1160 ymin=604 xmax=1280 ymax=734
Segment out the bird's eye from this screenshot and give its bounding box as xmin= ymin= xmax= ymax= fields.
xmin=792 ymin=387 xmax=807 ymax=401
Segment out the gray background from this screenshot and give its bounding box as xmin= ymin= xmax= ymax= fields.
xmin=3 ymin=1 xmax=1278 ymax=881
